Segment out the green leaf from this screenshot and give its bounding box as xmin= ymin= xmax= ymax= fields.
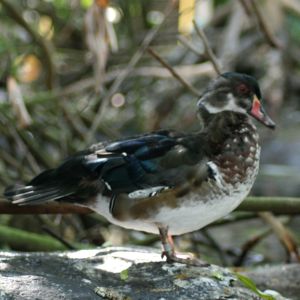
xmin=235 ymin=273 xmax=275 ymax=300
xmin=120 ymin=268 xmax=129 ymax=281
xmin=80 ymin=0 xmax=93 ymax=9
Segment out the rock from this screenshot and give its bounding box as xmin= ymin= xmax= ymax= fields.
xmin=0 ymin=246 xmax=290 ymax=300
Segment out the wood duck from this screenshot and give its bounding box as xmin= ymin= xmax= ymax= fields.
xmin=4 ymin=72 xmax=275 ymax=265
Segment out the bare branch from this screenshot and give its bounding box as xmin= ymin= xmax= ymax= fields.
xmin=0 ymin=202 xmax=92 ymax=214
xmin=259 ymin=212 xmax=300 ymax=262
xmin=177 ymin=35 xmax=203 ymax=56
xmin=234 ymin=225 xmax=276 ymax=266
xmin=247 ymin=0 xmax=283 ymax=49
xmin=193 ymin=20 xmax=223 ymax=75
xmin=42 ymin=226 xmax=76 ymax=250
xmin=147 ymin=48 xmax=201 ymax=97
xmin=281 ymin=0 xmax=300 ymax=16
xmin=238 ymin=0 xmax=253 ymax=16
xmin=238 ymin=196 xmax=300 ymax=214
xmin=1 ymin=197 xmax=300 ymax=215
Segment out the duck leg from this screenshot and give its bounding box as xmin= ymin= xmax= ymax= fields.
xmin=158 ymin=226 xmax=209 ymax=267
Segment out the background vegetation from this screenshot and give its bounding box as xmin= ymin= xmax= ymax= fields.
xmin=0 ymin=0 xmax=300 ymax=267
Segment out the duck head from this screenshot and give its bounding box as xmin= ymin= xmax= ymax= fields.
xmin=198 ymin=72 xmax=275 ymax=129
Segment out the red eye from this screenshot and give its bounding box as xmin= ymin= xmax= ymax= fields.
xmin=237 ymin=84 xmax=249 ymax=94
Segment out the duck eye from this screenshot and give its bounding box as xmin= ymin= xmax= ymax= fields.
xmin=237 ymin=84 xmax=250 ymax=95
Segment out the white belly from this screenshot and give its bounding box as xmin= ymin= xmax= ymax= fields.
xmin=90 ymin=176 xmax=256 ymax=236
xmin=153 ymin=183 xmax=251 ymax=235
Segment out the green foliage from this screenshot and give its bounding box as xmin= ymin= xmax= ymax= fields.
xmin=213 ymin=0 xmax=230 ymax=7
xmin=235 ymin=273 xmax=275 ymax=300
xmin=80 ymin=0 xmax=93 ymax=9
xmin=120 ymin=268 xmax=129 ymax=281
xmin=287 ymin=14 xmax=300 ymax=45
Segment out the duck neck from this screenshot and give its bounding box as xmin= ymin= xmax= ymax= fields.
xmin=202 ymin=111 xmax=255 ymax=155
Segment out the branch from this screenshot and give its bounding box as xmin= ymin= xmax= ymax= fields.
xmin=202 ymin=228 xmax=229 ymax=266
xmin=233 ymin=225 xmax=275 ymax=266
xmin=0 ymin=224 xmax=91 ymax=251
xmin=193 ymin=20 xmax=223 ymax=75
xmin=178 ymin=35 xmax=203 ymax=56
xmin=238 ymin=0 xmax=253 ymax=16
xmin=259 ymin=212 xmax=300 ymax=262
xmin=1 ymin=197 xmax=300 ymax=215
xmin=281 ymin=0 xmax=300 ymax=16
xmin=244 ymin=0 xmax=283 ymax=49
xmin=147 ymin=48 xmax=201 ymax=97
xmin=42 ymin=226 xmax=76 ymax=250
xmin=237 ymin=196 xmax=300 ymax=214
xmin=0 ymin=224 xmax=67 ymax=251
xmin=0 ymin=202 xmax=92 ymax=214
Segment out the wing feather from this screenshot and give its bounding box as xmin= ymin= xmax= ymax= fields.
xmin=4 ymin=131 xmax=207 ymax=205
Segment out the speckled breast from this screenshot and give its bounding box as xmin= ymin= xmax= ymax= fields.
xmin=214 ymin=122 xmax=260 ymax=190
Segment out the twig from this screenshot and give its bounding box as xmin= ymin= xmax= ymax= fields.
xmin=202 ymin=228 xmax=229 ymax=266
xmin=61 ymin=102 xmax=87 ymax=140
xmin=234 ymin=228 xmax=272 ymax=266
xmin=232 ymin=218 xmax=293 ymax=267
xmin=248 ymin=0 xmax=283 ymax=49
xmin=86 ymin=1 xmax=177 ymax=144
xmin=177 ymin=35 xmax=203 ymax=56
xmin=0 ymin=63 xmax=214 ymax=113
xmin=259 ymin=212 xmax=300 ymax=262
xmin=8 ymin=127 xmax=41 ymax=174
xmin=147 ymin=48 xmax=201 ymax=97
xmin=42 ymin=226 xmax=76 ymax=250
xmin=17 ymin=128 xmax=54 ymax=169
xmin=193 ymin=20 xmax=222 ymax=75
xmin=0 ymin=148 xmax=22 ymax=170
xmin=128 ymin=63 xmax=215 ymax=79
xmin=238 ymin=0 xmax=253 ymax=16
xmin=0 ymin=0 xmax=55 ymax=89
xmin=281 ymin=0 xmax=300 ymax=16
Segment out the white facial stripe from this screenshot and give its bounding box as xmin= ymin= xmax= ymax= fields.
xmin=199 ymin=93 xmax=246 ymax=115
xmin=225 ymin=93 xmax=246 ymax=114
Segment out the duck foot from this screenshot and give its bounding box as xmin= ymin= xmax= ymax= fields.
xmin=158 ymin=226 xmax=210 ymax=267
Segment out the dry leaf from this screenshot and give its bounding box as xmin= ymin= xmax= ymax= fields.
xmin=17 ymin=54 xmax=41 ymax=83
xmin=85 ymin=1 xmax=110 ymax=92
xmin=7 ymin=76 xmax=32 ymax=129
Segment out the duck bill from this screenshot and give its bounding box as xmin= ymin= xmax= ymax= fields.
xmin=250 ymin=95 xmax=276 ymax=129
